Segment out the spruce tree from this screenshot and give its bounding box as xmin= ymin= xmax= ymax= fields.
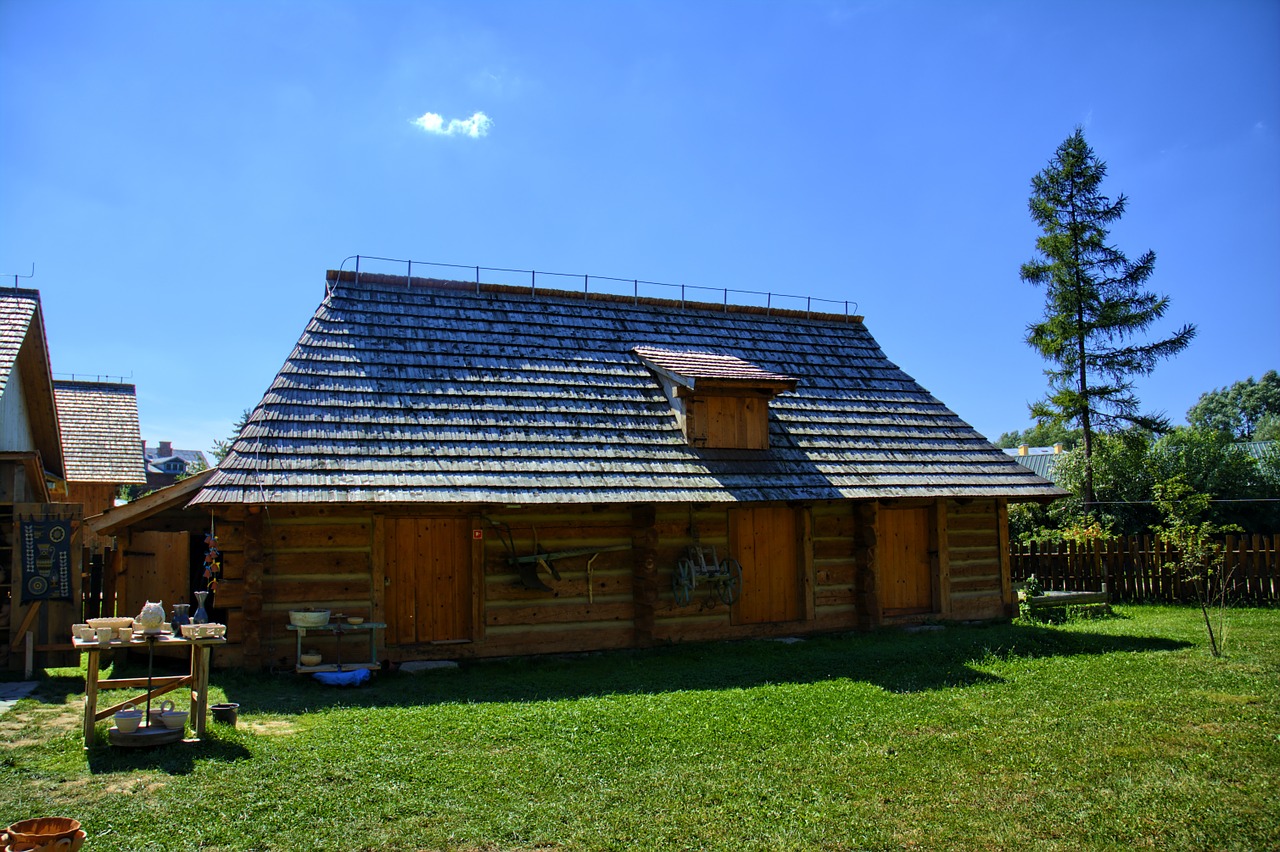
xmin=1021 ymin=128 xmax=1196 ymax=510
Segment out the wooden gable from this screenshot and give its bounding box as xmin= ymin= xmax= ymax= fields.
xmin=631 ymin=346 xmax=797 ymax=450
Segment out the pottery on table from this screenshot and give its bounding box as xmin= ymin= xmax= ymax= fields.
xmin=113 ymin=703 xmax=143 ymax=733
xmin=289 ymin=609 xmax=330 ymax=628
xmin=134 ymin=600 xmax=166 ymax=632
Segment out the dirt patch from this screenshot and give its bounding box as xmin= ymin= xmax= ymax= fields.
xmin=0 ymin=699 xmax=81 ymax=747
xmin=241 ymin=718 xmax=298 ymax=736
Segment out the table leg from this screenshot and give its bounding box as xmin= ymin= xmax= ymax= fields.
xmin=191 ymin=644 xmax=211 ymax=740
xmin=83 ymin=647 xmax=100 ymax=748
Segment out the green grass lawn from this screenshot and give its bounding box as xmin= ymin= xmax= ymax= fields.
xmin=2 ymin=604 xmax=1278 ymax=851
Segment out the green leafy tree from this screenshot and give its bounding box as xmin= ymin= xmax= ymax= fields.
xmin=1153 ymin=476 xmax=1237 ymax=657
xmin=1254 ymin=414 xmax=1280 ymax=443
xmin=1047 ymin=428 xmax=1157 ymax=535
xmin=995 ymin=422 xmax=1081 ymax=450
xmin=1186 ymin=370 xmax=1280 ymax=440
xmin=1021 ymin=128 xmax=1196 ymax=510
xmin=1147 ymin=427 xmax=1276 ymax=530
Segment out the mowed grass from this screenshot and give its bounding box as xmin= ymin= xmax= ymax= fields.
xmin=2 ymin=605 xmax=1278 ymax=851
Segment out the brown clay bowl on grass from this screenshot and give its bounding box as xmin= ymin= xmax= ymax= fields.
xmin=5 ymin=817 xmax=81 ymax=848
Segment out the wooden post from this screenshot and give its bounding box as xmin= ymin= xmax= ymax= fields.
xmin=630 ymin=504 xmax=658 ymax=647
xmin=800 ymin=506 xmax=816 ymax=622
xmin=995 ymin=499 xmax=1009 ymax=616
xmin=83 ymin=647 xmax=100 ymax=748
xmin=242 ymin=508 xmax=265 ymax=669
xmin=852 ymin=502 xmax=879 ymax=628
xmin=936 ymin=499 xmax=952 ymax=616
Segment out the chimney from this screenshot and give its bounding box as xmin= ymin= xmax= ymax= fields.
xmin=1053 ymin=443 xmax=1064 ymax=454
xmin=1018 ymin=444 xmax=1030 ymax=456
xmin=159 ymin=441 xmax=172 ymax=457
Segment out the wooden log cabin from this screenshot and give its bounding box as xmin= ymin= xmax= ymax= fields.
xmin=91 ymin=270 xmax=1063 ymax=670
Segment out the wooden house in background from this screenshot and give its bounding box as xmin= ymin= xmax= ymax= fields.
xmin=96 ymin=270 xmax=1063 ymax=670
xmin=0 ymin=290 xmax=78 ymax=669
xmin=54 ymin=380 xmax=148 ymax=551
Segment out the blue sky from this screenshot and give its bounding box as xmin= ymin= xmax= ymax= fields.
xmin=2 ymin=0 xmax=1277 ymax=459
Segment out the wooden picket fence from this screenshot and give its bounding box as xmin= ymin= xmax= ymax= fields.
xmin=1010 ymin=534 xmax=1280 ymax=604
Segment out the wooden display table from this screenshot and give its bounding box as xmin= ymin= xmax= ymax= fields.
xmin=286 ymin=621 xmax=386 ymax=673
xmin=75 ymin=633 xmax=227 ymax=748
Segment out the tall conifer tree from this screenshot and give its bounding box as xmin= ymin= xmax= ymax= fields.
xmin=1021 ymin=128 xmax=1195 ymax=509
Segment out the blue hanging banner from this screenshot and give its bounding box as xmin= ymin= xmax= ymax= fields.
xmin=20 ymin=517 xmax=73 ymax=602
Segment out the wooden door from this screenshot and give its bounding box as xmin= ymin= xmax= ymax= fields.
xmin=384 ymin=518 xmax=472 ymax=645
xmin=879 ymin=506 xmax=934 ymax=614
xmin=730 ymin=506 xmax=800 ymax=624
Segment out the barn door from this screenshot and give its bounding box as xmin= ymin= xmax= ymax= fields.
xmin=730 ymin=506 xmax=800 ymax=624
xmin=384 ymin=518 xmax=472 ymax=645
xmin=879 ymin=506 xmax=934 ymax=615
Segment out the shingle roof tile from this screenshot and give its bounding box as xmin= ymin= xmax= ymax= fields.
xmin=54 ymin=381 xmax=148 ymax=484
xmin=193 ymin=273 xmax=1063 ymax=505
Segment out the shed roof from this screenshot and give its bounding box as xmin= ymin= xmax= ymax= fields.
xmin=193 ymin=271 xmax=1064 ymax=506
xmin=54 ymin=380 xmax=148 ymax=484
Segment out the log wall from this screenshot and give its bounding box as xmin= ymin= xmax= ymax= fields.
xmin=189 ymin=497 xmax=1012 ymax=668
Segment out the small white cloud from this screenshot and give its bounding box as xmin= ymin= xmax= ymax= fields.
xmin=411 ymin=110 xmax=492 ymax=138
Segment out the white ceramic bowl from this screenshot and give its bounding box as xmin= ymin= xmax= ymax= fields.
xmin=87 ymin=617 xmax=133 ymax=630
xmin=159 ymin=710 xmax=188 ymax=731
xmin=114 ymin=709 xmax=143 ymax=733
xmin=289 ymin=610 xmax=330 ymax=628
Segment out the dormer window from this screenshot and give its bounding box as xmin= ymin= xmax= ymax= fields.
xmin=632 ymin=346 xmax=797 ymax=450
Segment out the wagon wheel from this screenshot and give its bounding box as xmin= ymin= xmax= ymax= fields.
xmin=718 ymin=558 xmax=743 ymax=605
xmin=673 ymin=559 xmax=694 ymax=607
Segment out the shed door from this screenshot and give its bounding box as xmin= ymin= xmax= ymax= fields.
xmin=730 ymin=506 xmax=800 ymax=624
xmin=879 ymin=506 xmax=934 ymax=614
xmin=385 ymin=518 xmax=472 ymax=644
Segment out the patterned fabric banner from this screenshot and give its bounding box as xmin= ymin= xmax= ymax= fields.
xmin=20 ymin=518 xmax=73 ymax=602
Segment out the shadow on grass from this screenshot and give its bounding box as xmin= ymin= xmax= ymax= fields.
xmin=85 ymin=733 xmax=252 ymax=776
xmin=209 ymin=621 xmax=1192 ymax=716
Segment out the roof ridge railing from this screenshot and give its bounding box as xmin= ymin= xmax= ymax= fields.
xmin=53 ymin=372 xmax=134 ymax=385
xmin=331 ymin=254 xmax=859 ymax=321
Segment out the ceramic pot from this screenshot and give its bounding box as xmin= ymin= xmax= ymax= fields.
xmin=114 ymin=703 xmax=143 ymax=733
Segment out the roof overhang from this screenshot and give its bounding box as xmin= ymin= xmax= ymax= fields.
xmin=85 ymin=468 xmax=214 ymax=536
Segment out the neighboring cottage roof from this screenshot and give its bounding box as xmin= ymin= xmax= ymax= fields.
xmin=1007 ymin=450 xmax=1062 ymax=480
xmin=193 ymin=271 xmax=1065 ymax=506
xmin=54 ymin=380 xmax=148 ymax=484
xmin=144 ymin=447 xmax=208 ymax=466
xmin=0 ymin=292 xmax=38 ymax=396
xmin=1239 ymin=440 xmax=1276 ymax=462
xmin=0 ymin=288 xmax=64 ymax=477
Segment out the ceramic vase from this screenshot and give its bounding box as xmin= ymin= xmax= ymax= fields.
xmin=171 ymin=603 xmax=191 ymax=634
xmin=193 ymin=591 xmax=210 ymax=624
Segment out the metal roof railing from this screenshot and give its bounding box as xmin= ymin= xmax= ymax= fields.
xmin=331 ymin=254 xmax=860 ymax=321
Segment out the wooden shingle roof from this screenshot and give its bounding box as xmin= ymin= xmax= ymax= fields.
xmin=0 ymin=289 xmax=64 ymax=477
xmin=632 ymin=346 xmax=798 ymax=388
xmin=0 ymin=290 xmax=39 ymax=396
xmin=54 ymin=380 xmax=148 ymax=484
xmin=193 ymin=271 xmax=1064 ymax=505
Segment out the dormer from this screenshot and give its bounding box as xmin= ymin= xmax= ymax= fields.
xmin=632 ymin=346 xmax=797 ymax=450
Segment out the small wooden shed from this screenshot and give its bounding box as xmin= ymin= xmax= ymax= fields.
xmin=96 ymin=271 xmax=1063 ymax=669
